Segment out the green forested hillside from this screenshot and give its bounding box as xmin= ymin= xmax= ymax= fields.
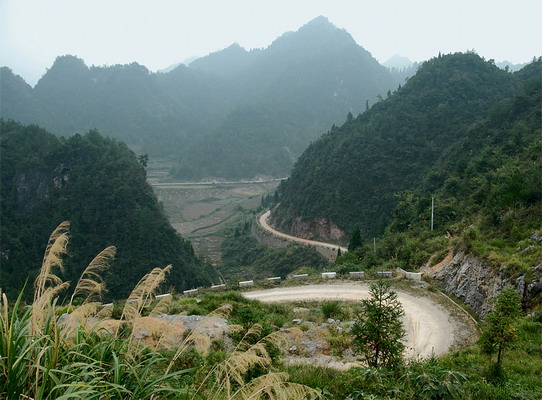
xmin=272 ymin=54 xmax=541 ymax=286
xmin=273 ymin=53 xmax=533 ymax=240
xmin=0 ymin=120 xmax=216 ymax=300
xmin=1 ymin=17 xmax=397 ymax=180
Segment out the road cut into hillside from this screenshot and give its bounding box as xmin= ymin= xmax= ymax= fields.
xmin=258 ymin=210 xmax=348 ymax=254
xmin=244 ymin=283 xmax=474 ymax=360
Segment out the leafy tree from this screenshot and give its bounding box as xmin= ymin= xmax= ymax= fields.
xmin=137 ymin=153 xmax=149 ymax=168
xmin=479 ymin=287 xmax=522 ymax=366
xmin=352 ymin=280 xmax=405 ymax=369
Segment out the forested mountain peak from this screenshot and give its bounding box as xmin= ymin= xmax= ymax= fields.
xmin=35 ymin=55 xmax=89 ymax=87
xmin=273 ymin=52 xmax=530 ymax=241
xmin=188 ymin=42 xmax=259 ymax=77
xmin=0 ymin=67 xmax=40 ymax=126
xmin=0 ymin=67 xmax=34 ymax=107
xmin=0 ymin=67 xmax=33 ymax=90
xmin=268 ymin=14 xmax=359 ymax=55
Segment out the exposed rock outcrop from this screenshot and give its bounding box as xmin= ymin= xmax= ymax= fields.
xmin=429 ymin=250 xmax=542 ymax=317
xmin=429 ymin=251 xmax=505 ymax=317
xmin=16 ymin=169 xmax=50 ymax=212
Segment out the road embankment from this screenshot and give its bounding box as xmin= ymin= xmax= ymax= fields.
xmin=254 ymin=210 xmax=347 ymax=261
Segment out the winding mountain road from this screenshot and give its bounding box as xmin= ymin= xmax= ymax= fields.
xmin=253 ymin=211 xmax=475 ymax=359
xmin=258 ymin=210 xmax=348 ymax=253
xmin=244 ymin=283 xmax=467 ymax=359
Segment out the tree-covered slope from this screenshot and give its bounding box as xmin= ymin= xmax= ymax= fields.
xmin=0 ymin=17 xmax=397 ymax=180
xmin=336 ymin=65 xmax=541 ymax=278
xmin=0 ymin=67 xmax=42 ymax=124
xmin=273 ymin=53 xmax=527 ymax=241
xmin=0 ymin=120 xmax=216 ymax=300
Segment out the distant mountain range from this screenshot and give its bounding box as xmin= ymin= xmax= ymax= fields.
xmin=1 ymin=16 xmax=399 ymax=180
xmin=383 ymin=54 xmax=413 ymax=69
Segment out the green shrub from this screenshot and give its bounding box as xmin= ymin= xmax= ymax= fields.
xmin=321 ymin=300 xmax=344 ymax=319
xmin=328 ymin=331 xmax=352 ymax=357
xmin=336 ymin=262 xmax=362 ymax=274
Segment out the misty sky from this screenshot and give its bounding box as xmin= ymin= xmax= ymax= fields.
xmin=1 ymin=0 xmax=541 ymax=86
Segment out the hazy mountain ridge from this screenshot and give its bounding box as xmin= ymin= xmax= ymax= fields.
xmin=173 ymin=17 xmax=396 ymax=179
xmin=1 ymin=16 xmax=398 ymax=180
xmin=383 ymin=54 xmax=413 ymax=69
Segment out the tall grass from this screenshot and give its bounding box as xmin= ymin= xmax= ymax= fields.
xmin=0 ymin=292 xmax=191 ymax=399
xmin=0 ymin=222 xmax=187 ymax=399
xmin=1 ymin=222 xmax=320 ymax=399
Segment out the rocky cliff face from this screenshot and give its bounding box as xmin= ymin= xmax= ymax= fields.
xmin=428 ymin=249 xmax=542 ymax=317
xmin=16 ymin=169 xmax=51 ymax=213
xmin=15 ymin=165 xmax=70 ymax=214
xmin=274 ymin=216 xmax=346 ymax=243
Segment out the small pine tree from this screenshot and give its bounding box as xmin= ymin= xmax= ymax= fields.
xmin=479 ymin=287 xmax=522 ymax=366
xmin=352 ymin=280 xmax=405 ymax=369
xmin=348 ymin=227 xmax=362 ymax=251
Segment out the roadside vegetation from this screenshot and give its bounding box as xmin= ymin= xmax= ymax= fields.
xmin=0 ymin=222 xmax=319 ymax=399
xmin=220 ymin=220 xmax=329 ymax=281
xmin=5 ymin=271 xmax=541 ymax=399
xmin=3 ymin=221 xmax=540 ymax=399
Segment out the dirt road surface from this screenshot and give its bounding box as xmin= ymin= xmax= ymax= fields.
xmin=244 ymin=283 xmax=466 ymax=360
xmin=259 ymin=210 xmax=348 ymax=253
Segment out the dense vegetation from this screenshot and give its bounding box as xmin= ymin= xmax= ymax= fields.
xmin=274 ymin=52 xmax=530 ymax=239
xmin=1 ymin=17 xmax=399 ymax=180
xmin=0 ymin=120 xmax=216 ymax=300
xmin=220 ymin=221 xmax=329 ymax=280
xmin=272 ymin=55 xmax=541 ymax=286
xmin=327 ymin=58 xmax=542 ymax=292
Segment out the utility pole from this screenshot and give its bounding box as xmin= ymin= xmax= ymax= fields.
xmin=431 ymin=197 xmax=435 ymax=232
xmin=373 ymin=237 xmax=376 ymax=253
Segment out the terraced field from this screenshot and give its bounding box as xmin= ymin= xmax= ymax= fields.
xmin=151 ymin=179 xmax=280 ymax=265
